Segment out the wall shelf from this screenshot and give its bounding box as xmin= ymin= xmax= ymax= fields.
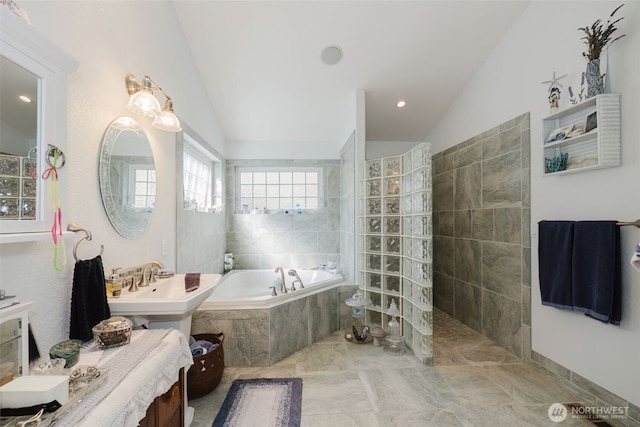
xmin=543 ymin=94 xmax=620 ymax=175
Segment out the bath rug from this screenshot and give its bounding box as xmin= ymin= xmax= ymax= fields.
xmin=212 ymin=378 xmax=302 ymax=427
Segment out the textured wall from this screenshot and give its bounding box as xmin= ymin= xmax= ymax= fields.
xmin=224 ymin=159 xmax=341 ymax=270
xmin=0 ymin=1 xmax=221 ymax=355
xmin=432 ymin=113 xmax=531 ymax=359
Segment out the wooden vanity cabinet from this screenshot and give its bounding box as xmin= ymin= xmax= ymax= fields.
xmin=139 ymin=368 xmax=185 ymax=427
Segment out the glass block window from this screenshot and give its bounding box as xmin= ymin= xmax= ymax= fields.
xmin=237 ymin=168 xmax=322 ymax=212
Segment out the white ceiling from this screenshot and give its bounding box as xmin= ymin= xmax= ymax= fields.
xmin=173 ymin=1 xmax=529 ymax=148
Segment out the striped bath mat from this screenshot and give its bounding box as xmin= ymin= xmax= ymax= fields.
xmin=212 ymin=378 xmax=302 ymax=427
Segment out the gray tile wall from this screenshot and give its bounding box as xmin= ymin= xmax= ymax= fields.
xmin=340 ymin=133 xmax=356 ymax=282
xmin=432 ymin=113 xmax=531 ymax=359
xmin=225 ymin=159 xmax=341 ymax=270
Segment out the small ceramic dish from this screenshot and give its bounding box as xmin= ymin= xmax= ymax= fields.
xmin=32 ymin=358 xmax=66 ymax=375
xmin=68 ymin=365 xmax=105 ymax=393
xmin=69 ymin=365 xmax=100 ymax=381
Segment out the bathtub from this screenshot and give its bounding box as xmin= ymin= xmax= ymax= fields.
xmin=193 ymin=268 xmax=350 ymax=366
xmin=199 ymin=268 xmax=344 ymax=309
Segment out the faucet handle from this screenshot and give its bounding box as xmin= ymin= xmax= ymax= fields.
xmin=148 ymin=267 xmax=158 ymax=283
xmin=269 ymin=286 xmax=277 ymax=296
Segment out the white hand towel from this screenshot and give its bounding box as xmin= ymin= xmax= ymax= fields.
xmin=631 ymin=242 xmax=640 ymax=272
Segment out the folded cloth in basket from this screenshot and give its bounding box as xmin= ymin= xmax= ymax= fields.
xmin=190 ymin=344 xmax=205 ymax=357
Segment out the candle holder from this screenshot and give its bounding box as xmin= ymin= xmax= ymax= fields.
xmin=384 ymin=299 xmax=405 ymax=355
xmin=344 ymin=289 xmax=372 ymax=344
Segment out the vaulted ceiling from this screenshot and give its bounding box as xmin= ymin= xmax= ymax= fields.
xmin=173 ymin=1 xmax=529 ymax=148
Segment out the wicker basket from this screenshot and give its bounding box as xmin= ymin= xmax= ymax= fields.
xmin=187 ymin=333 xmax=224 ymax=399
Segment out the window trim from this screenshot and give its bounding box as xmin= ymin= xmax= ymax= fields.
xmin=235 ymin=166 xmax=324 ymax=213
xmin=183 ymin=133 xmax=221 ymax=213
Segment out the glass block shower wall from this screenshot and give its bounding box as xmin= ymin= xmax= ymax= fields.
xmin=358 ymin=143 xmax=433 ymax=365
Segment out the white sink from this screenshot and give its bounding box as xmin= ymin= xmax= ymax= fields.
xmin=108 ymin=273 xmax=221 ymax=336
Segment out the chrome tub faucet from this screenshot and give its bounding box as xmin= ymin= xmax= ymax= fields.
xmin=288 ymin=269 xmax=304 ymax=289
xmin=274 ymin=267 xmax=287 ymax=294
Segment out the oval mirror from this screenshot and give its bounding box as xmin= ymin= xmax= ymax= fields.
xmin=99 ymin=117 xmax=156 ymax=239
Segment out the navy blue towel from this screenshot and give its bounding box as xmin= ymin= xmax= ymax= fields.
xmin=538 ymin=221 xmax=574 ymax=310
xmin=572 ymin=221 xmax=621 ymax=325
xmin=70 ymin=255 xmax=110 ymax=341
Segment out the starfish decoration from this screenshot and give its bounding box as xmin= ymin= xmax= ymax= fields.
xmin=541 ymin=71 xmax=568 ymax=92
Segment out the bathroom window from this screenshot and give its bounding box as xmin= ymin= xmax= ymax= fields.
xmin=183 ymin=134 xmax=222 ymax=212
xmin=236 ymin=168 xmax=322 ymax=212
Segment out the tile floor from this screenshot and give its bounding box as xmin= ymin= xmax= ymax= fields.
xmin=189 ymin=309 xmax=638 ymax=427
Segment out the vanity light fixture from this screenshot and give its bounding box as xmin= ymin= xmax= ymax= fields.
xmin=124 ymin=73 xmax=182 ymax=132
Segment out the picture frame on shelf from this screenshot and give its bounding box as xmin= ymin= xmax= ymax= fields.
xmin=584 ymin=111 xmax=598 ymax=133
xmin=545 ymin=124 xmax=574 ymax=144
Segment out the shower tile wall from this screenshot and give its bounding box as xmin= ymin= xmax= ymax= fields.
xmin=358 ymin=143 xmax=433 ymax=365
xmin=225 ymin=159 xmax=341 ymax=270
xmin=339 ymin=132 xmax=356 ymax=283
xmin=432 ymin=113 xmax=531 ymax=359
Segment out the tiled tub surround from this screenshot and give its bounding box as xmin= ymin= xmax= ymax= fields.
xmin=225 ymin=159 xmax=341 ymax=271
xmin=358 ymin=143 xmax=433 ymax=365
xmin=192 ymin=281 xmax=356 ymax=367
xmin=432 ymin=113 xmax=531 ymax=359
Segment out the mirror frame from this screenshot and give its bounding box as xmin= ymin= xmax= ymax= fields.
xmin=0 ymin=10 xmax=78 ymax=238
xmin=99 ymin=117 xmax=155 ymax=239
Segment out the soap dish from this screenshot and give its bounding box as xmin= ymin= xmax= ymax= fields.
xmin=33 ymin=358 xmax=66 ymax=375
xmin=157 ymin=271 xmax=175 ymax=278
xmin=69 ymin=366 xmax=107 ymax=394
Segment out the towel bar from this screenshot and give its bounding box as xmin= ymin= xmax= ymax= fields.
xmin=616 ymin=219 xmax=640 ymax=228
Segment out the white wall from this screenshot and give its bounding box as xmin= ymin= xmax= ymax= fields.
xmin=426 ymin=2 xmax=640 ymax=406
xmin=225 ymin=139 xmax=342 ymax=160
xmin=0 ymin=1 xmax=224 ymax=353
xmin=365 ymin=140 xmax=421 ymax=160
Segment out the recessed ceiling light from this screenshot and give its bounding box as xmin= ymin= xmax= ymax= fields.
xmin=396 ymin=100 xmax=406 ymax=108
xmin=19 ymin=95 xmax=32 ymax=103
xmin=321 ymin=46 xmax=343 ymax=65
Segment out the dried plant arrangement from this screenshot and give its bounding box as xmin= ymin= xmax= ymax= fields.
xmin=579 ymin=4 xmax=626 ymax=61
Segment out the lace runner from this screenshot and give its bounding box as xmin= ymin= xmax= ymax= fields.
xmin=54 ymin=329 xmax=172 ymax=426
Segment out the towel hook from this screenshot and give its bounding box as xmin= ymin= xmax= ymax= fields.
xmin=67 ymin=223 xmax=104 ymax=262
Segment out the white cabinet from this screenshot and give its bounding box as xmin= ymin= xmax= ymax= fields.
xmin=0 ymin=10 xmax=78 ymax=240
xmin=542 ymin=94 xmax=621 ymax=175
xmin=0 ymin=302 xmax=32 ymax=383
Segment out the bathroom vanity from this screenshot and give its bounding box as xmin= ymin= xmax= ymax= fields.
xmin=0 ymin=329 xmax=193 ymax=427
xmin=139 ymin=369 xmax=185 ymax=427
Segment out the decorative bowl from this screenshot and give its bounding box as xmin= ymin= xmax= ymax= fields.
xmin=32 ymin=358 xmax=66 ymax=375
xmin=49 ymin=339 xmax=81 ymax=368
xmin=92 ymin=316 xmax=132 ymax=349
